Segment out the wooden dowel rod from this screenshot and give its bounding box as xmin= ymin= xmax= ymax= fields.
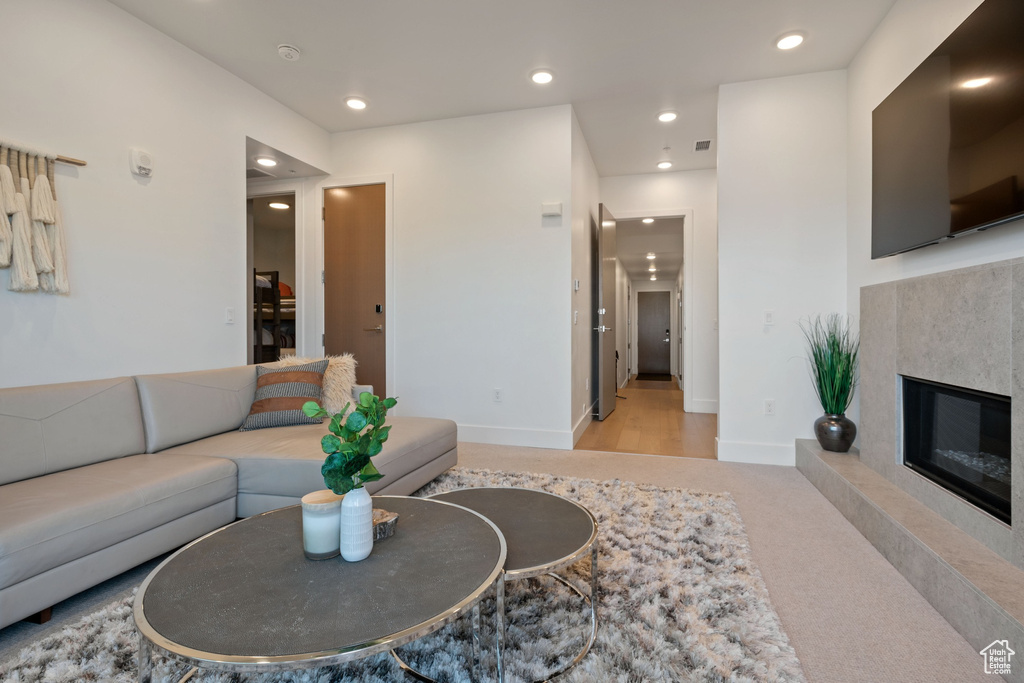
xmin=55 ymin=155 xmax=86 ymax=167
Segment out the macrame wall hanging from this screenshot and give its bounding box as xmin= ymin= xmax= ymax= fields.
xmin=0 ymin=141 xmax=86 ymax=294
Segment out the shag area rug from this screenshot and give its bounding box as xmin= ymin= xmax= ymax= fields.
xmin=0 ymin=468 xmax=805 ymax=682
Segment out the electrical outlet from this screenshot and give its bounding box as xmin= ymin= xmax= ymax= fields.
xmin=764 ymin=399 xmax=776 ymax=416
xmin=493 ymin=388 xmax=502 ymax=402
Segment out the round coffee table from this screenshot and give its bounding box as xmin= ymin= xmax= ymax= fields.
xmin=429 ymin=487 xmax=599 ymax=682
xmin=133 ymin=496 xmax=506 ymax=682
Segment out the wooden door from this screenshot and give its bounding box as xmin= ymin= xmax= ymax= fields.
xmin=324 ymin=184 xmax=386 ymax=393
xmin=638 ymin=291 xmax=670 ymax=375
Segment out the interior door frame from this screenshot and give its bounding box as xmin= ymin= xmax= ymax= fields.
xmin=315 ymin=174 xmax=396 ymax=399
xmin=247 ymin=181 xmax=304 ymax=358
xmin=615 ymin=207 xmax=696 ymax=412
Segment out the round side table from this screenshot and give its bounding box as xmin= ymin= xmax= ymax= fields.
xmin=429 ymin=487 xmax=599 ymax=682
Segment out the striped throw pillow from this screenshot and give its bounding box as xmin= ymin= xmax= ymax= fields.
xmin=239 ymin=359 xmax=329 ymax=431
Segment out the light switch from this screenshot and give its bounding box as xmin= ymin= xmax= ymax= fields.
xmin=541 ymin=202 xmax=562 ymax=217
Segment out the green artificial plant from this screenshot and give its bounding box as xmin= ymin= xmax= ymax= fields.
xmin=799 ymin=313 xmax=860 ymax=416
xmin=302 ymin=392 xmax=398 ymax=495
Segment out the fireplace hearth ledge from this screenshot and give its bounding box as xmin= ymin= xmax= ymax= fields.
xmin=797 ymin=438 xmax=1024 ymax=682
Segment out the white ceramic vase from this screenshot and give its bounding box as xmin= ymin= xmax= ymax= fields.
xmin=339 ymin=486 xmax=373 ymax=562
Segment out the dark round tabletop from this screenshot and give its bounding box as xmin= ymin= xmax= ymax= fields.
xmin=134 ymin=495 xmax=505 ymax=670
xmin=428 ymin=487 xmax=597 ymax=579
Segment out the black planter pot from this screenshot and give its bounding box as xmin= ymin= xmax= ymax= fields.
xmin=814 ymin=413 xmax=857 ymax=453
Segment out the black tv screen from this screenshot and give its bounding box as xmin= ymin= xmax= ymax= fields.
xmin=872 ymin=0 xmax=1024 ymax=259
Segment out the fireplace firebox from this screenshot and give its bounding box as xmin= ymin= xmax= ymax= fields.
xmin=902 ymin=376 xmax=1011 ymax=524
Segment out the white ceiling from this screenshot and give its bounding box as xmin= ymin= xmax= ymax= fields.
xmin=106 ymin=0 xmax=896 ymax=178
xmin=617 ymin=218 xmax=684 ymax=283
xmin=245 ymin=137 xmax=327 ymax=180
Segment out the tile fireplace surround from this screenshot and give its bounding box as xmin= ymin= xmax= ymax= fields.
xmin=798 ymin=258 xmax=1024 ymax=681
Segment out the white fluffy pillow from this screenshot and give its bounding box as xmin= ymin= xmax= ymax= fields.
xmin=269 ymin=354 xmax=358 ymax=415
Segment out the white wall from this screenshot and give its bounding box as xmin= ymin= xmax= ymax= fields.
xmin=847 ymin=0 xmax=1024 ymax=330
xmin=600 ymin=170 xmax=719 ymax=412
xmin=0 ymin=0 xmax=330 ymax=388
xmin=615 ymin=259 xmax=630 ymax=388
xmin=571 ymin=110 xmax=600 ymax=444
xmin=717 ymin=71 xmax=848 ymax=465
xmin=253 ymin=220 xmax=296 ymax=290
xmin=675 ymin=262 xmax=685 ymax=391
xmin=324 ymin=106 xmax=574 ymax=448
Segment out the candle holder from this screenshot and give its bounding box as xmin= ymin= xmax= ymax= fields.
xmin=301 ymin=490 xmax=343 ymax=560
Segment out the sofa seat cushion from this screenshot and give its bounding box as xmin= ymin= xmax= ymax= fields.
xmin=0 ymin=454 xmax=237 ymax=591
xmin=160 ymin=416 xmax=456 ymax=501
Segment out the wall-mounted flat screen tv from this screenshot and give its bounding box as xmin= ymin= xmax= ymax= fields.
xmin=872 ymin=0 xmax=1024 ymax=259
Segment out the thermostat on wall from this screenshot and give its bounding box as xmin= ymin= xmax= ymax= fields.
xmin=130 ymin=148 xmax=154 ymax=177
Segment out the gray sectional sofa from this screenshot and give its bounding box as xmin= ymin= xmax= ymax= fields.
xmin=0 ymin=364 xmax=457 ymax=629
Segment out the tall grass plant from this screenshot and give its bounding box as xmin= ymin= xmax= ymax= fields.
xmin=799 ymin=314 xmax=859 ymax=415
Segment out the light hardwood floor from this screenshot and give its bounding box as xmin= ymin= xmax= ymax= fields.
xmin=575 ymin=376 xmax=717 ymax=458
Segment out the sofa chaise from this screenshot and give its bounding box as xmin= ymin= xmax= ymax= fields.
xmin=0 ymin=364 xmax=457 ymax=629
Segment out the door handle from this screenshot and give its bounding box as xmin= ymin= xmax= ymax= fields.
xmin=663 ymin=337 xmax=670 ymax=343
xmin=594 ymin=326 xmax=613 ymax=332
xmin=363 ymin=325 xmax=383 ymax=332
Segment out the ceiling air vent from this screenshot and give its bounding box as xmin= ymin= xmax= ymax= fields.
xmin=694 ymin=139 xmax=712 ymax=152
xmin=247 ymin=167 xmax=274 ymax=179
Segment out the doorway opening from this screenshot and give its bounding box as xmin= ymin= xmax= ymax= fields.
xmin=576 ymin=211 xmax=716 ymax=458
xmin=249 ymin=193 xmax=297 ymax=363
xmin=245 ymin=137 xmax=328 ymax=364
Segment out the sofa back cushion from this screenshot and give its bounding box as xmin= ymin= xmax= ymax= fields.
xmin=0 ymin=377 xmax=146 ymax=486
xmin=135 ymin=366 xmax=257 ymax=453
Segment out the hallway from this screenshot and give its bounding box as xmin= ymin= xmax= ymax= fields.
xmin=575 ymin=376 xmax=717 ymax=459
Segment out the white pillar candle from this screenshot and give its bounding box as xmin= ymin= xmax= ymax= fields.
xmin=301 ymin=490 xmax=343 ymax=560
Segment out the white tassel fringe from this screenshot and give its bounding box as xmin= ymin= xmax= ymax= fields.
xmin=0 ymin=210 xmax=12 ymax=267
xmin=39 ymin=204 xmax=69 ymax=294
xmin=9 ymin=194 xmax=38 ymax=291
xmin=31 ymin=174 xmax=55 ymax=223
xmin=0 ymin=165 xmax=16 ymax=216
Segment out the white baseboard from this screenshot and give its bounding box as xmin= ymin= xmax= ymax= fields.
xmin=716 ymin=440 xmax=795 ymax=466
xmin=686 ymin=398 xmax=718 ymax=414
xmin=572 ymin=412 xmax=593 ymax=445
xmin=458 ymin=424 xmax=574 ymax=451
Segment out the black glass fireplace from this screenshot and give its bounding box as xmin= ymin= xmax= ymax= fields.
xmin=902 ymin=376 xmax=1011 ymax=524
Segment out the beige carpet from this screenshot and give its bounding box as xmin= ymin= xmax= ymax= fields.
xmin=459 ymin=442 xmax=989 ymax=683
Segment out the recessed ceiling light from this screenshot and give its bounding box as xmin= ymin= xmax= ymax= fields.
xmin=531 ymin=69 xmax=554 ymax=85
xmin=642 ymin=218 xmax=655 ymax=224
xmin=648 ymin=266 xmax=657 ymax=272
xmin=650 ymin=275 xmax=657 ymax=281
xmin=345 ymin=97 xmax=367 ymax=110
xmin=658 ymin=111 xmax=678 ymax=123
xmin=776 ymin=33 xmax=804 ymax=50
xmin=646 ymin=253 xmax=656 ymax=260
xmin=268 ymin=202 xmax=290 ymax=210
xmin=657 ymin=161 xmax=672 ymax=170
xmin=962 ymin=77 xmax=993 ymax=89
xmin=255 ymin=157 xmax=277 ymax=167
